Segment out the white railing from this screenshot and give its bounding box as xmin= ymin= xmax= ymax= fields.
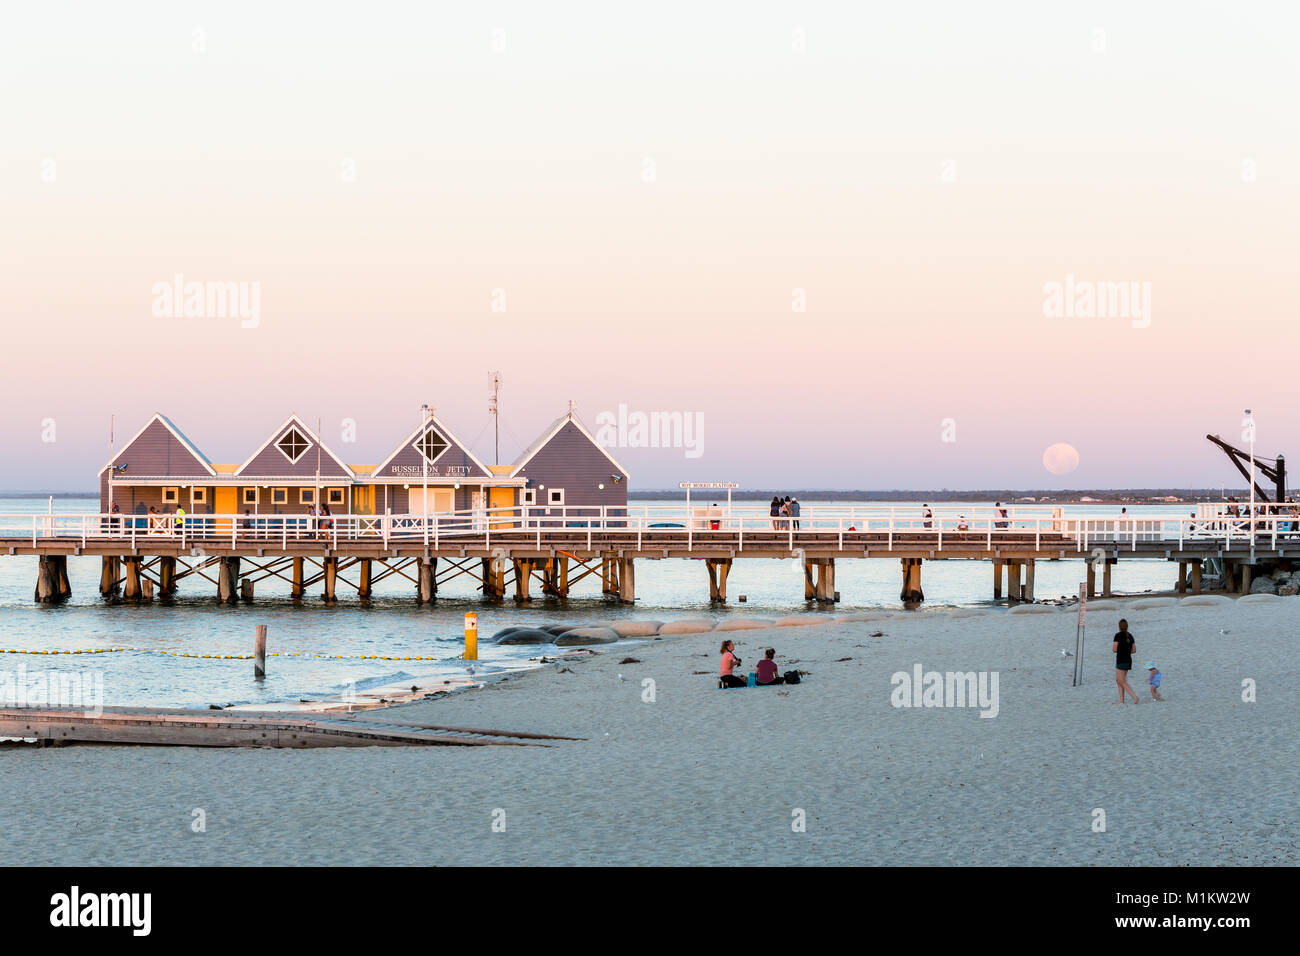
xmin=5 ymin=504 xmax=1298 ymax=553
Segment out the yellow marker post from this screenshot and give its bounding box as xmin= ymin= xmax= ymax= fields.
xmin=464 ymin=612 xmax=478 ymax=661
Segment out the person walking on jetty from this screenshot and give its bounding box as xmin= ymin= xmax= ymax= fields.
xmin=1144 ymin=661 xmax=1164 ymax=701
xmin=1113 ymin=619 xmax=1140 ymax=704
xmin=719 ymin=639 xmax=746 ymax=688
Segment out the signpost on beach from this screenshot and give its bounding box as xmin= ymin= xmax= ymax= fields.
xmin=1073 ymin=585 xmax=1086 ymax=686
xmin=464 ymin=612 xmax=478 ymax=661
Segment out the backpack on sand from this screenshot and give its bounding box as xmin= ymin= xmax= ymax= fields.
xmin=783 ymin=671 xmax=801 ymax=684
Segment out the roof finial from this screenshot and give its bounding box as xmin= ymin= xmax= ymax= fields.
xmin=567 ymin=399 xmax=577 ymax=418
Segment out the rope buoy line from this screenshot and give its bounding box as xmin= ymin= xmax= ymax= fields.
xmin=0 ymin=648 xmax=448 ymax=661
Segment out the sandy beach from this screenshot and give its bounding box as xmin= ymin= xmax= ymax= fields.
xmin=2 ymin=595 xmax=1295 ymax=866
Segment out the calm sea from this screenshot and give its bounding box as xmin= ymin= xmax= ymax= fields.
xmin=0 ymin=496 xmax=1189 ymax=708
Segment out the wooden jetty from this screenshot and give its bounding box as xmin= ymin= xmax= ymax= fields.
xmin=0 ymin=705 xmax=582 ymax=749
xmin=5 ymin=502 xmax=1299 ymax=606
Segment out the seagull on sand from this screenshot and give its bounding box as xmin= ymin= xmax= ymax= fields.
xmin=1061 ymin=649 xmax=1074 ymax=658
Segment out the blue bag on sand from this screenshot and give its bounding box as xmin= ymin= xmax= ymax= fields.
xmin=747 ymin=672 xmax=757 ymax=687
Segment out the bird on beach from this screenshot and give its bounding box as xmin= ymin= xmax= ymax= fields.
xmin=1061 ymin=649 xmax=1074 ymax=658
xmin=617 ymin=673 xmax=628 ymax=682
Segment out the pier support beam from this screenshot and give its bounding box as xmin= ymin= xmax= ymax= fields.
xmin=1102 ymin=561 xmax=1112 ymax=599
xmin=291 ymin=557 xmax=304 ymax=601
xmin=240 ymin=579 xmax=254 ymax=603
xmin=803 ymin=561 xmax=816 ymax=601
xmin=1007 ymin=561 xmax=1023 ymax=601
xmin=1241 ymin=563 xmax=1252 ymax=594
xmin=900 ymin=558 xmax=924 ymax=604
xmin=1085 ymin=562 xmax=1096 ymax=599
xmin=1177 ymin=561 xmax=1188 ymax=594
xmin=618 ymin=556 xmax=639 ymax=600
xmin=706 ymin=558 xmax=732 ymax=603
xmin=513 ymin=559 xmax=533 ymax=603
xmin=36 ymin=555 xmax=71 ymax=604
xmin=1191 ymin=560 xmax=1203 ymax=595
xmin=993 ymin=560 xmax=1003 ymax=601
xmin=815 ymin=559 xmax=836 ymax=603
xmin=217 ymin=557 xmax=240 ymax=605
xmin=1024 ymin=559 xmax=1036 ymax=602
xmin=99 ymin=556 xmax=121 ymax=599
xmin=601 ymin=554 xmax=619 ymax=598
xmin=358 ymin=559 xmax=372 ymax=603
xmin=321 ymin=557 xmax=338 ymax=604
xmin=123 ymin=557 xmax=143 ymax=602
xmin=480 ymin=558 xmax=504 ymax=601
xmin=418 ymin=558 xmax=437 ymax=604
xmin=159 ymin=556 xmax=177 ymax=597
xmin=541 ymin=557 xmax=569 ymax=599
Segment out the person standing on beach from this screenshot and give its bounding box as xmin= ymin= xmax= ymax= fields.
xmin=1112 ymin=619 xmax=1140 ymax=704
xmin=1144 ymin=661 xmax=1164 ymax=701
xmin=719 ymin=639 xmax=746 ymax=688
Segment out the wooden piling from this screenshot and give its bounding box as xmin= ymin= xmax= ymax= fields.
xmin=900 ymin=558 xmax=924 ymax=603
xmin=706 ymin=558 xmax=732 ymax=603
xmin=418 ymin=558 xmax=436 ymax=604
xmin=513 ymin=558 xmax=532 ymax=602
xmin=1102 ymin=561 xmax=1112 ymax=598
xmin=1085 ymin=562 xmax=1096 ymax=599
xmin=617 ymin=557 xmax=635 ymax=603
xmin=322 ymin=557 xmax=337 ymax=604
xmin=358 ymin=559 xmax=372 ymax=602
xmin=815 ymin=559 xmax=836 ymax=603
xmin=123 ymin=556 xmax=142 ymax=602
xmin=254 ymin=624 xmax=267 ymax=679
xmin=35 ymin=556 xmax=56 ymax=604
xmin=141 ymin=578 xmax=154 ymax=601
xmin=158 ymin=556 xmax=176 ymax=596
xmin=803 ymin=562 xmax=815 ymax=601
xmin=1007 ymin=561 xmax=1022 ymax=601
xmin=239 ymin=579 xmax=254 ymax=603
xmin=992 ymin=559 xmax=1003 ymax=600
xmin=1023 ymin=559 xmax=1035 ymax=602
xmin=1191 ymin=560 xmax=1203 ymax=595
xmin=1177 ymin=561 xmax=1188 ymax=594
xmin=216 ymin=557 xmax=240 ymax=605
xmin=99 ymin=556 xmax=121 ymax=599
xmin=291 ymin=556 xmax=304 ymax=601
xmin=1241 ymin=563 xmax=1252 ymax=594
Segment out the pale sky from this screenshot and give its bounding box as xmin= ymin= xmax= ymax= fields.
xmin=2 ymin=1 xmax=1297 ymax=490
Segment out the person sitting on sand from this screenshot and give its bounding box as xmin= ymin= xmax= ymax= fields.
xmin=1113 ymin=619 xmax=1140 ymax=704
xmin=719 ymin=639 xmax=746 ymax=688
xmin=1144 ymin=661 xmax=1164 ymax=701
xmin=756 ymin=647 xmax=784 ymax=686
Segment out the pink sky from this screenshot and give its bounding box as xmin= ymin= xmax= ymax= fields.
xmin=2 ymin=2 xmax=1296 ymax=491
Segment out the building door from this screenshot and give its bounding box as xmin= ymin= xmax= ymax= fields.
xmin=407 ymin=487 xmax=454 ymax=516
xmin=214 ymin=487 xmax=238 ymax=532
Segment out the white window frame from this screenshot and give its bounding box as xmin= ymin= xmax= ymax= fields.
xmin=548 ymin=488 xmax=565 ymax=506
xmin=276 ymin=427 xmax=313 ymax=465
xmin=522 ymin=489 xmax=536 ymax=506
xmin=242 ymin=487 xmax=258 ymax=505
xmin=412 ymin=427 xmax=450 ymax=466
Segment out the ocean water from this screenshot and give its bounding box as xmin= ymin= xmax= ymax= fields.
xmin=0 ymin=496 xmax=1191 ymax=708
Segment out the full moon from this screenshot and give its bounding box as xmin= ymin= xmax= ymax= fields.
xmin=1042 ymin=443 xmax=1080 ymax=475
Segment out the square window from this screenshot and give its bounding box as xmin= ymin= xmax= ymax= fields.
xmin=242 ymin=487 xmax=258 ymax=505
xmin=413 ymin=427 xmax=449 ymax=465
xmin=328 ymin=488 xmax=345 ymax=505
xmin=300 ymin=488 xmax=315 ymax=505
xmin=272 ymin=488 xmax=287 ymax=505
xmin=162 ymin=487 xmax=178 ymax=504
xmin=191 ymin=488 xmax=207 ymax=504
xmin=548 ymin=488 xmax=565 ymax=506
xmin=276 ymin=427 xmax=312 ymax=464
xmin=522 ymin=489 xmax=536 ymax=506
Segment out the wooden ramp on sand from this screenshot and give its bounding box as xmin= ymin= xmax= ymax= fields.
xmin=0 ymin=706 xmax=582 ymax=749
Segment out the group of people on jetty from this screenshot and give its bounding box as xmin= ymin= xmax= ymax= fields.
xmin=768 ymin=496 xmax=801 ymax=529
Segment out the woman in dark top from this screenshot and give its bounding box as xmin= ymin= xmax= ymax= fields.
xmin=1112 ymin=618 xmax=1140 ymax=704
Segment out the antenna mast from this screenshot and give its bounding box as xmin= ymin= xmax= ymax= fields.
xmin=489 ymin=371 xmax=502 ymax=465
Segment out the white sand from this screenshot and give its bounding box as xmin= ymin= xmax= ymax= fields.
xmin=2 ymin=598 xmax=1296 ymax=865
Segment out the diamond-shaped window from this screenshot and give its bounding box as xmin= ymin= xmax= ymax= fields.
xmin=414 ymin=428 xmax=449 ymax=464
xmin=276 ymin=427 xmax=312 ymax=464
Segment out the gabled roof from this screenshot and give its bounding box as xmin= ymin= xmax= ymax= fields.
xmin=234 ymin=414 xmax=356 ymax=479
xmin=98 ymin=413 xmax=216 ymax=477
xmin=372 ymin=411 xmax=494 ymax=479
xmin=509 ymin=409 xmax=630 ymax=479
